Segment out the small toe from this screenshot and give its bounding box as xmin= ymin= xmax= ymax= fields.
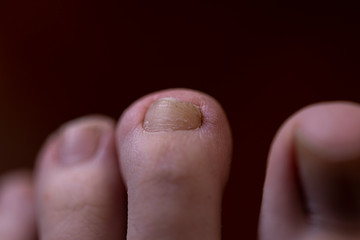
xmin=0 ymin=171 xmax=36 ymax=240
xmin=35 ymin=116 xmax=126 ymax=240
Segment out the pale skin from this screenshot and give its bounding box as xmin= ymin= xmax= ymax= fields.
xmin=0 ymin=88 xmax=360 ymax=239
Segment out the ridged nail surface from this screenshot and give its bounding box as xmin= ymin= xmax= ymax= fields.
xmin=143 ymin=97 xmax=202 ymax=132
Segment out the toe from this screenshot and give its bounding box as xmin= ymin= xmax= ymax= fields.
xmin=116 ymin=89 xmax=232 ymax=240
xmin=35 ymin=116 xmax=126 ymax=240
xmin=296 ymin=102 xmax=360 ymax=236
xmin=260 ymin=101 xmax=360 ymax=240
xmin=0 ymin=171 xmax=36 ymax=240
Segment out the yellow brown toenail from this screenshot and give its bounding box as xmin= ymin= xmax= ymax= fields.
xmin=143 ymin=97 xmax=202 ymax=132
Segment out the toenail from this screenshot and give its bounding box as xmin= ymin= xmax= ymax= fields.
xmin=58 ymin=120 xmax=107 ymax=164
xmin=143 ymin=97 xmax=202 ymax=132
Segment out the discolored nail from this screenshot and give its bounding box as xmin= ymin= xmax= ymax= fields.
xmin=143 ymin=97 xmax=202 ymax=132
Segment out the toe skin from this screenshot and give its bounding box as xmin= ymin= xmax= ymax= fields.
xmin=116 ymin=89 xmax=232 ymax=240
xmin=0 ymin=171 xmax=36 ymax=240
xmin=35 ymin=116 xmax=126 ymax=240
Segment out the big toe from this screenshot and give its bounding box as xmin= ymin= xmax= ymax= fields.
xmin=116 ymin=89 xmax=233 ymax=240
xmin=260 ymin=102 xmax=360 ymax=240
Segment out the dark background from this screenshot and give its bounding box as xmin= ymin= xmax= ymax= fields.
xmin=1 ymin=1 xmax=360 ymax=239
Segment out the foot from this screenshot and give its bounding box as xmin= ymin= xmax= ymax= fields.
xmin=2 ymin=88 xmax=232 ymax=240
xmin=1 ymin=90 xmax=360 ymax=240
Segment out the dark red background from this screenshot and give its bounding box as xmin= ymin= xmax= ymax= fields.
xmin=1 ymin=1 xmax=360 ymax=239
